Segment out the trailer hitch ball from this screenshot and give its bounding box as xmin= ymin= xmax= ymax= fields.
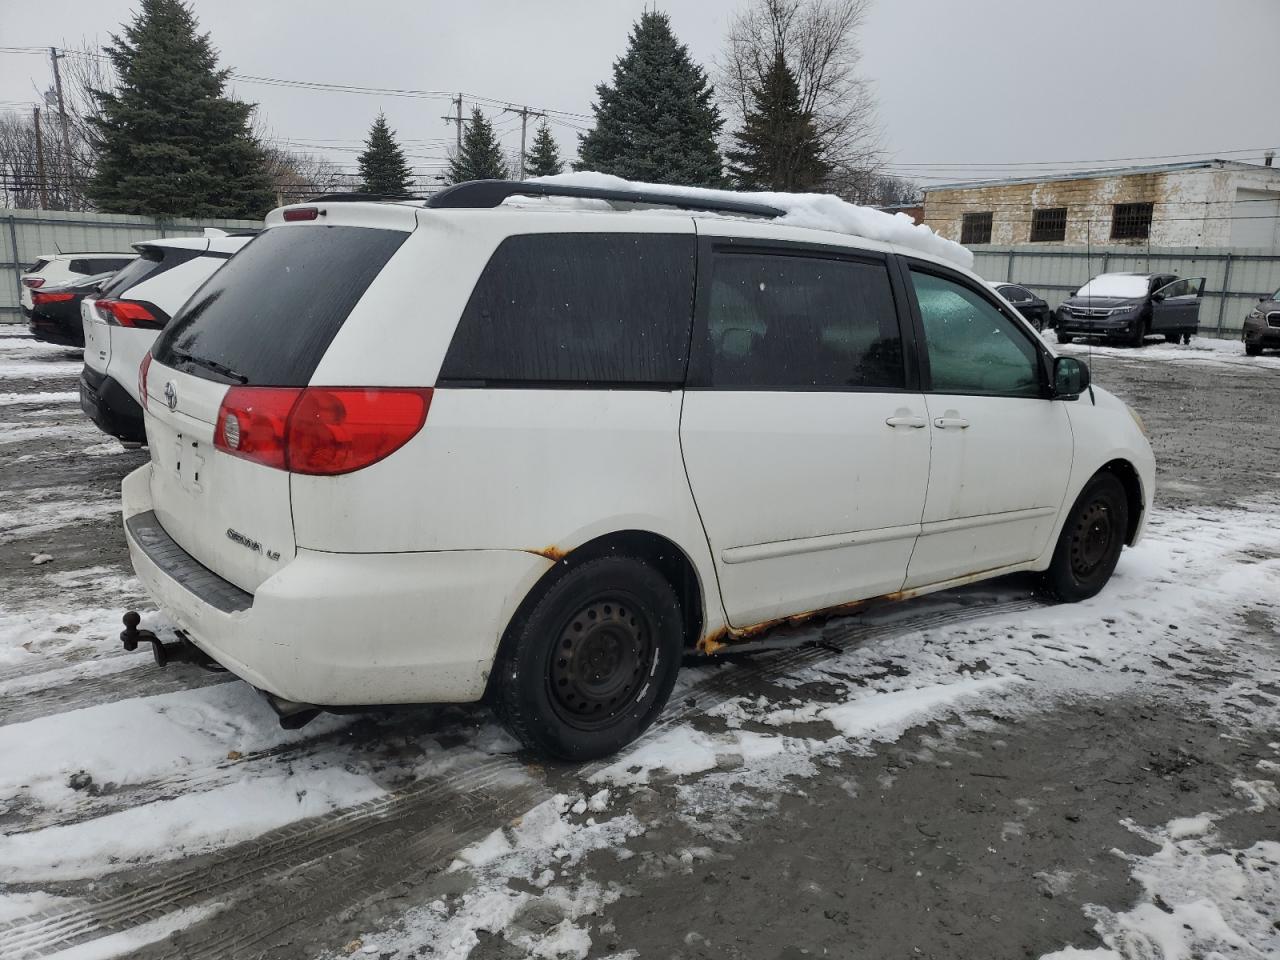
xmin=120 ymin=611 xmax=168 ymax=666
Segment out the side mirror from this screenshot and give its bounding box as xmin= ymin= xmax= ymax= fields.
xmin=1053 ymin=356 xmax=1090 ymax=399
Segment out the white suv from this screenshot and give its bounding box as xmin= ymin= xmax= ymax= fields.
xmin=80 ymin=232 xmax=254 ymax=443
xmin=121 ymin=181 xmax=1155 ymax=759
xmin=20 ymin=252 xmax=135 ymax=317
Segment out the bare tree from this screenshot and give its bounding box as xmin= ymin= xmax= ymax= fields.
xmin=258 ymin=142 xmax=350 ymax=204
xmin=0 ymin=113 xmax=47 ymax=209
xmin=719 ymin=0 xmax=883 ymax=195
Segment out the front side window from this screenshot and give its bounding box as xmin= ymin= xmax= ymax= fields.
xmin=911 ymin=269 xmax=1042 ymax=398
xmin=440 ymin=233 xmax=695 ymax=385
xmin=961 ymin=212 xmax=993 ymax=245
xmin=1156 ymin=278 xmax=1201 ymax=299
xmin=700 ymin=252 xmax=904 ymax=391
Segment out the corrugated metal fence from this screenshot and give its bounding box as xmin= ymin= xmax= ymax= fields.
xmin=2 ymin=208 xmax=261 ymax=321
xmin=972 ymin=244 xmax=1280 ymax=336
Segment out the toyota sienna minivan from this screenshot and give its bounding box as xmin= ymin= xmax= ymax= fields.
xmin=121 ymin=179 xmax=1155 ymax=759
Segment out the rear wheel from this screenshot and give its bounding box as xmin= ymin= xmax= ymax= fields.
xmin=493 ymin=556 xmax=683 ymax=760
xmin=1043 ymin=472 xmax=1129 ymax=602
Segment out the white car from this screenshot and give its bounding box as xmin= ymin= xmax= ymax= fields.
xmin=20 ymin=252 xmax=135 ymax=317
xmin=80 ymin=232 xmax=255 ymax=443
xmin=121 ymin=182 xmax=1155 ymax=759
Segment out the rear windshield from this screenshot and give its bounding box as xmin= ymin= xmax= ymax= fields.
xmin=99 ymin=246 xmax=197 ymax=299
xmin=153 ymin=225 xmax=408 ymax=386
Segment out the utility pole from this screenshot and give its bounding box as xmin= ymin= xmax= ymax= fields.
xmin=32 ymin=107 xmax=48 ymax=209
xmin=441 ymin=94 xmax=464 ymax=153
xmin=49 ymin=47 xmax=74 ymax=203
xmin=503 ymin=104 xmax=545 ymax=181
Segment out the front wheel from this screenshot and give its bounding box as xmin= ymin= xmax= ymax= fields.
xmin=493 ymin=555 xmax=683 ymax=760
xmin=1056 ymin=332 xmax=1074 ymax=345
xmin=1127 ymin=318 xmax=1146 ymax=348
xmin=1245 ymin=343 xmax=1262 ymax=357
xmin=1043 ymin=472 xmax=1130 ymax=602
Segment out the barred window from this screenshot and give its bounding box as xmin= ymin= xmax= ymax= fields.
xmin=960 ymin=212 xmax=993 ymax=245
xmin=1110 ymin=202 xmax=1154 ymax=240
xmin=1030 ymin=208 xmax=1067 ymax=242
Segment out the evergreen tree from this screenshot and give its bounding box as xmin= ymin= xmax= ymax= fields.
xmin=446 ymin=109 xmax=509 ymax=184
xmin=726 ymin=51 xmax=829 ymax=192
xmin=576 ymin=12 xmax=724 ymax=187
xmin=87 ymin=0 xmax=272 ymax=218
xmin=357 ymin=112 xmax=413 ymax=195
xmin=523 ymin=121 xmax=564 ymax=178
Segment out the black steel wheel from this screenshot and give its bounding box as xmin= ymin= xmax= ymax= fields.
xmin=1043 ymin=472 xmax=1130 ymax=602
xmin=494 ymin=555 xmax=682 ymax=760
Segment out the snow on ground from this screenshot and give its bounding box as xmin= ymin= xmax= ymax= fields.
xmin=1058 ymin=334 xmax=1280 ymax=370
xmin=0 ymin=391 xmax=78 ymax=407
xmin=524 ymin=171 xmax=973 ymax=269
xmin=1042 ymin=779 xmax=1280 ymax=959
xmin=0 ymin=486 xmax=119 ymax=545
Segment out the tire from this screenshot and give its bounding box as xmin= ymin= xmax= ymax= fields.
xmin=493 ymin=555 xmax=683 ymax=761
xmin=1056 ymin=332 xmax=1074 ymax=345
xmin=1127 ymin=318 xmax=1146 ymax=348
xmin=1043 ymin=472 xmax=1129 ymax=603
xmin=1245 ymin=343 xmax=1262 ymax=357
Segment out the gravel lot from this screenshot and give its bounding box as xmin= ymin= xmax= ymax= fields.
xmin=0 ymin=330 xmax=1277 ymax=960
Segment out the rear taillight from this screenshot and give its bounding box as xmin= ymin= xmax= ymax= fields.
xmin=22 ymin=277 xmax=45 ymax=289
xmin=33 ymin=291 xmax=75 ymax=304
xmin=95 ymin=299 xmax=166 ymax=329
xmin=139 ymin=353 xmax=152 ymax=411
xmin=283 ymin=207 xmax=320 ymax=222
xmin=213 ymin=387 xmax=432 ymax=476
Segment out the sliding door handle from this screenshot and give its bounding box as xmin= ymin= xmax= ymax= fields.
xmin=885 ymin=415 xmax=927 ymax=429
xmin=933 ymin=417 xmax=970 ymax=429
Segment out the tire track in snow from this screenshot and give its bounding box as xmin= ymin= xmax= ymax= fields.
xmin=0 ymin=594 xmax=1039 ymax=958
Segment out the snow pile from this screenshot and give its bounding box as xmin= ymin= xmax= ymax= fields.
xmin=344 ymin=794 xmax=641 ymax=960
xmin=521 ymin=171 xmax=973 ymax=270
xmin=1042 ymin=798 xmax=1280 ymax=959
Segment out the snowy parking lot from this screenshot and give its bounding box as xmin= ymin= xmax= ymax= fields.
xmin=0 ymin=330 xmax=1278 ymax=960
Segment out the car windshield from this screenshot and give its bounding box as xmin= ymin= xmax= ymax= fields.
xmin=1075 ymin=275 xmax=1150 ymax=299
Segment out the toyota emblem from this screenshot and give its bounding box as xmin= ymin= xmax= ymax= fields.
xmin=164 ymin=381 xmax=177 ymax=411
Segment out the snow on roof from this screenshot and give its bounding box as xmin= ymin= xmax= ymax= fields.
xmin=523 ymin=172 xmax=974 ymax=271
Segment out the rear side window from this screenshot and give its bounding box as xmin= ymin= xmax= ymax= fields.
xmin=154 ymin=225 xmax=408 ymax=386
xmin=698 ymin=252 xmax=904 ymax=391
xmin=439 ymin=233 xmax=696 ymax=386
xmin=100 ymin=247 xmax=198 ymax=299
xmin=25 ymin=259 xmax=50 ymax=273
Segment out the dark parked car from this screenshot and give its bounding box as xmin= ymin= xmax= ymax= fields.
xmin=27 ymin=271 xmax=116 ymax=347
xmin=1056 ymin=272 xmax=1204 ymax=347
xmin=1242 ymin=289 xmax=1280 ymax=356
xmin=988 ymin=281 xmax=1051 ymax=330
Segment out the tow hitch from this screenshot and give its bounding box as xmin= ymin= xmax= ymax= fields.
xmin=119 ymin=611 xmax=226 ymax=671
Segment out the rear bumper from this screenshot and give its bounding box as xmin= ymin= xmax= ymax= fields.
xmin=121 ymin=464 xmax=551 ymax=706
xmin=80 ymin=367 xmax=145 ymax=443
xmin=29 ymin=316 xmax=84 ymax=347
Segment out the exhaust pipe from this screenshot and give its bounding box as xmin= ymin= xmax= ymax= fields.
xmin=260 ymin=690 xmax=322 ymax=730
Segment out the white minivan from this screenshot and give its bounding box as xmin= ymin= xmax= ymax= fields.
xmin=121 ymin=181 xmax=1154 ymax=759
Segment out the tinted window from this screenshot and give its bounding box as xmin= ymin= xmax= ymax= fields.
xmin=69 ymin=259 xmax=92 ymax=275
xmin=439 ymin=233 xmax=695 ymax=385
xmin=1157 ymin=278 xmax=1199 ymax=299
xmin=1000 ymin=285 xmax=1033 ymax=302
xmin=700 ymin=252 xmax=903 ymax=390
xmin=911 ymin=270 xmax=1042 ymax=398
xmin=154 ymin=225 xmax=407 ymax=386
xmin=99 ymin=247 xmax=197 ymax=299
xmin=25 ymin=259 xmax=49 ymax=273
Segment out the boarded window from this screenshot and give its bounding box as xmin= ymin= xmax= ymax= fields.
xmin=1110 ymin=202 xmax=1154 ymax=240
xmin=440 ymin=233 xmax=696 ymax=386
xmin=1030 ymin=208 xmax=1067 ymax=242
xmin=960 ymin=212 xmax=993 ymax=245
xmin=698 ymin=252 xmax=904 ymax=391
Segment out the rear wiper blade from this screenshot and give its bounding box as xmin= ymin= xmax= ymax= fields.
xmin=168 ymin=349 xmax=248 ymax=384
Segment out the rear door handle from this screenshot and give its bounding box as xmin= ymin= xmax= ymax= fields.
xmin=885 ymin=415 xmax=927 ymax=429
xmin=933 ymin=417 xmax=970 ymax=429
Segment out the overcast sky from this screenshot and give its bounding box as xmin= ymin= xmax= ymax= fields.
xmin=2 ymin=0 xmax=1277 ymax=188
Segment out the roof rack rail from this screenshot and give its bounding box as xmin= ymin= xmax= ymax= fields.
xmin=426 ymin=179 xmax=785 ymax=218
xmin=304 ymin=192 xmax=420 ymax=203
